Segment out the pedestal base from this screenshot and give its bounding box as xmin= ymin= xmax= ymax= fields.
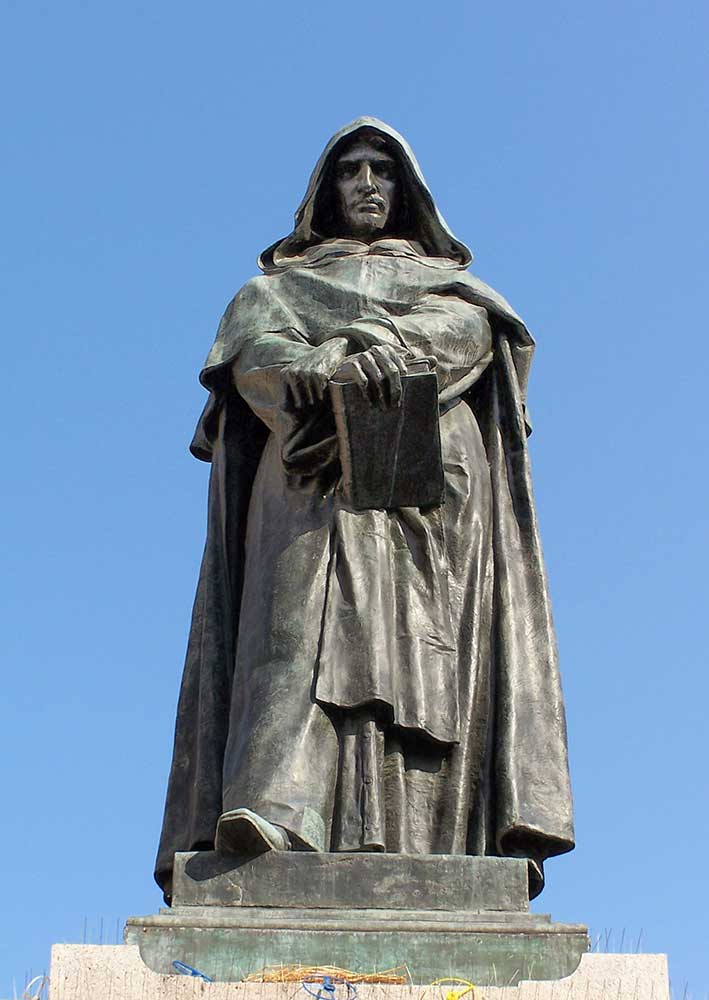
xmin=48 ymin=945 xmax=671 ymax=999
xmin=125 ymin=852 xmax=589 ymax=985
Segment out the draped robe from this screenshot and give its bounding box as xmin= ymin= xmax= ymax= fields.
xmin=155 ymin=119 xmax=574 ymax=904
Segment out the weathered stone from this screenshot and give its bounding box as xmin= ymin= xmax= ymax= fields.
xmin=126 ymin=907 xmax=588 ymax=984
xmin=48 ymin=944 xmax=671 ymax=999
xmin=172 ymin=851 xmax=529 ymax=912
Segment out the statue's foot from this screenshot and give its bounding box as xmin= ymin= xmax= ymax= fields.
xmin=215 ymin=808 xmax=291 ymax=855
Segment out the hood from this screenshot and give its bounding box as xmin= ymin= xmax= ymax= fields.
xmin=258 ymin=117 xmax=473 ymax=271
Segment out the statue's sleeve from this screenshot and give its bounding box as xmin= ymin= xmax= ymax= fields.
xmin=202 ymin=278 xmax=310 ymax=385
xmin=233 ymin=331 xmax=312 ymax=435
xmin=214 ymin=281 xmax=339 ymax=483
xmin=336 ymin=293 xmax=493 ymax=404
xmin=234 ymin=334 xmax=342 ymax=484
xmin=231 ymin=328 xmax=341 ymax=485
xmin=201 ymin=277 xmax=318 ymax=436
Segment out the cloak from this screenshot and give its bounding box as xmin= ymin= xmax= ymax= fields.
xmin=155 ymin=118 xmax=574 ymax=903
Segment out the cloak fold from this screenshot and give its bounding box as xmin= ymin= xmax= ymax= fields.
xmin=156 ymin=398 xmax=267 ymax=898
xmin=155 ymin=118 xmax=574 ymax=903
xmin=155 ymin=315 xmax=573 ymax=902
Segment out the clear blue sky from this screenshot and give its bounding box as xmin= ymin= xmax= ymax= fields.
xmin=2 ymin=0 xmax=707 ymax=996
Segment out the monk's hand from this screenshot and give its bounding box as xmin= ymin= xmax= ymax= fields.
xmin=281 ymin=337 xmax=349 ymax=410
xmin=333 ymin=344 xmax=408 ymax=409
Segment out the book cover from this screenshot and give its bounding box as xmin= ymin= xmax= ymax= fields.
xmin=329 ymin=364 xmax=444 ymax=511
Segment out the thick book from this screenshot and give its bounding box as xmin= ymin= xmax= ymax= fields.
xmin=329 ymin=360 xmax=445 ymax=510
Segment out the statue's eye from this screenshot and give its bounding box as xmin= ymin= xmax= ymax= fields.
xmin=374 ymin=160 xmax=395 ymax=179
xmin=336 ymin=162 xmax=359 ymax=180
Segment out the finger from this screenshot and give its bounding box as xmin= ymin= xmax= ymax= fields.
xmin=390 ymin=350 xmax=408 ymax=374
xmin=286 ymin=371 xmax=305 ymax=410
xmin=343 ymin=360 xmax=369 ymax=398
xmin=380 ymin=359 xmax=403 ymax=408
xmin=302 ymin=375 xmax=316 ymax=408
xmin=374 ymin=360 xmax=402 ymax=409
xmin=373 ymin=344 xmax=407 ymax=375
xmin=307 ymin=374 xmax=328 ymax=405
xmin=359 ymin=352 xmax=388 ymax=408
xmin=313 ymin=373 xmax=329 ymax=401
xmin=370 ymin=348 xmax=405 ymax=406
xmin=336 ymin=360 xmax=362 ymax=381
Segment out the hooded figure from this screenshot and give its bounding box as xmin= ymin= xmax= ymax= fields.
xmin=155 ymin=118 xmax=574 ymax=904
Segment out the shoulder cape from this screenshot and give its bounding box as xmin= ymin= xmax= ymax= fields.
xmin=156 ymin=117 xmax=573 ymax=902
xmin=155 ymin=287 xmax=574 ymax=903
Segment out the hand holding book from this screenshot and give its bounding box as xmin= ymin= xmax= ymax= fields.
xmin=280 ymin=337 xmax=349 ymax=409
xmin=333 ymin=343 xmax=409 ymax=410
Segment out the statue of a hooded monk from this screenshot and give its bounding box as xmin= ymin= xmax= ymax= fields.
xmin=155 ymin=117 xmax=575 ymax=905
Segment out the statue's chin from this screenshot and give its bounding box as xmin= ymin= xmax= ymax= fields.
xmin=342 ymin=223 xmax=388 ymax=243
xmin=336 ymin=206 xmax=388 ymax=241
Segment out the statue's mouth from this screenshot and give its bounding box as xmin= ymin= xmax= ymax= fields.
xmin=357 ymin=198 xmax=385 ymax=213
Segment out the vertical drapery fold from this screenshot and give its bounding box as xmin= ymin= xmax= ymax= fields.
xmin=155 ymin=118 xmax=574 ymax=905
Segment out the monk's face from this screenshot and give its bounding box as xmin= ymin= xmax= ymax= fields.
xmin=334 ymin=139 xmax=397 ymax=240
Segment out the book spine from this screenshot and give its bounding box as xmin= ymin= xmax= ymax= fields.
xmin=329 ymin=382 xmax=355 ymax=503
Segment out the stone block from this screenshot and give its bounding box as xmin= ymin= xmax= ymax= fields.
xmin=125 ymin=852 xmax=588 ymax=985
xmin=48 ymin=945 xmax=671 ymax=999
xmin=172 ymin=851 xmax=529 ymax=912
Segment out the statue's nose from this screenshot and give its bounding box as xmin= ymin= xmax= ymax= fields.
xmin=357 ymin=163 xmax=376 ymax=191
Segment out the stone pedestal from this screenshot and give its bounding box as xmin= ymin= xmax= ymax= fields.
xmin=125 ymin=852 xmax=589 ymax=985
xmin=48 ymin=945 xmax=671 ymax=999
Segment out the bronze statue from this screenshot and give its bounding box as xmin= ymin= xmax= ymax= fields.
xmin=155 ymin=118 xmax=574 ymax=905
